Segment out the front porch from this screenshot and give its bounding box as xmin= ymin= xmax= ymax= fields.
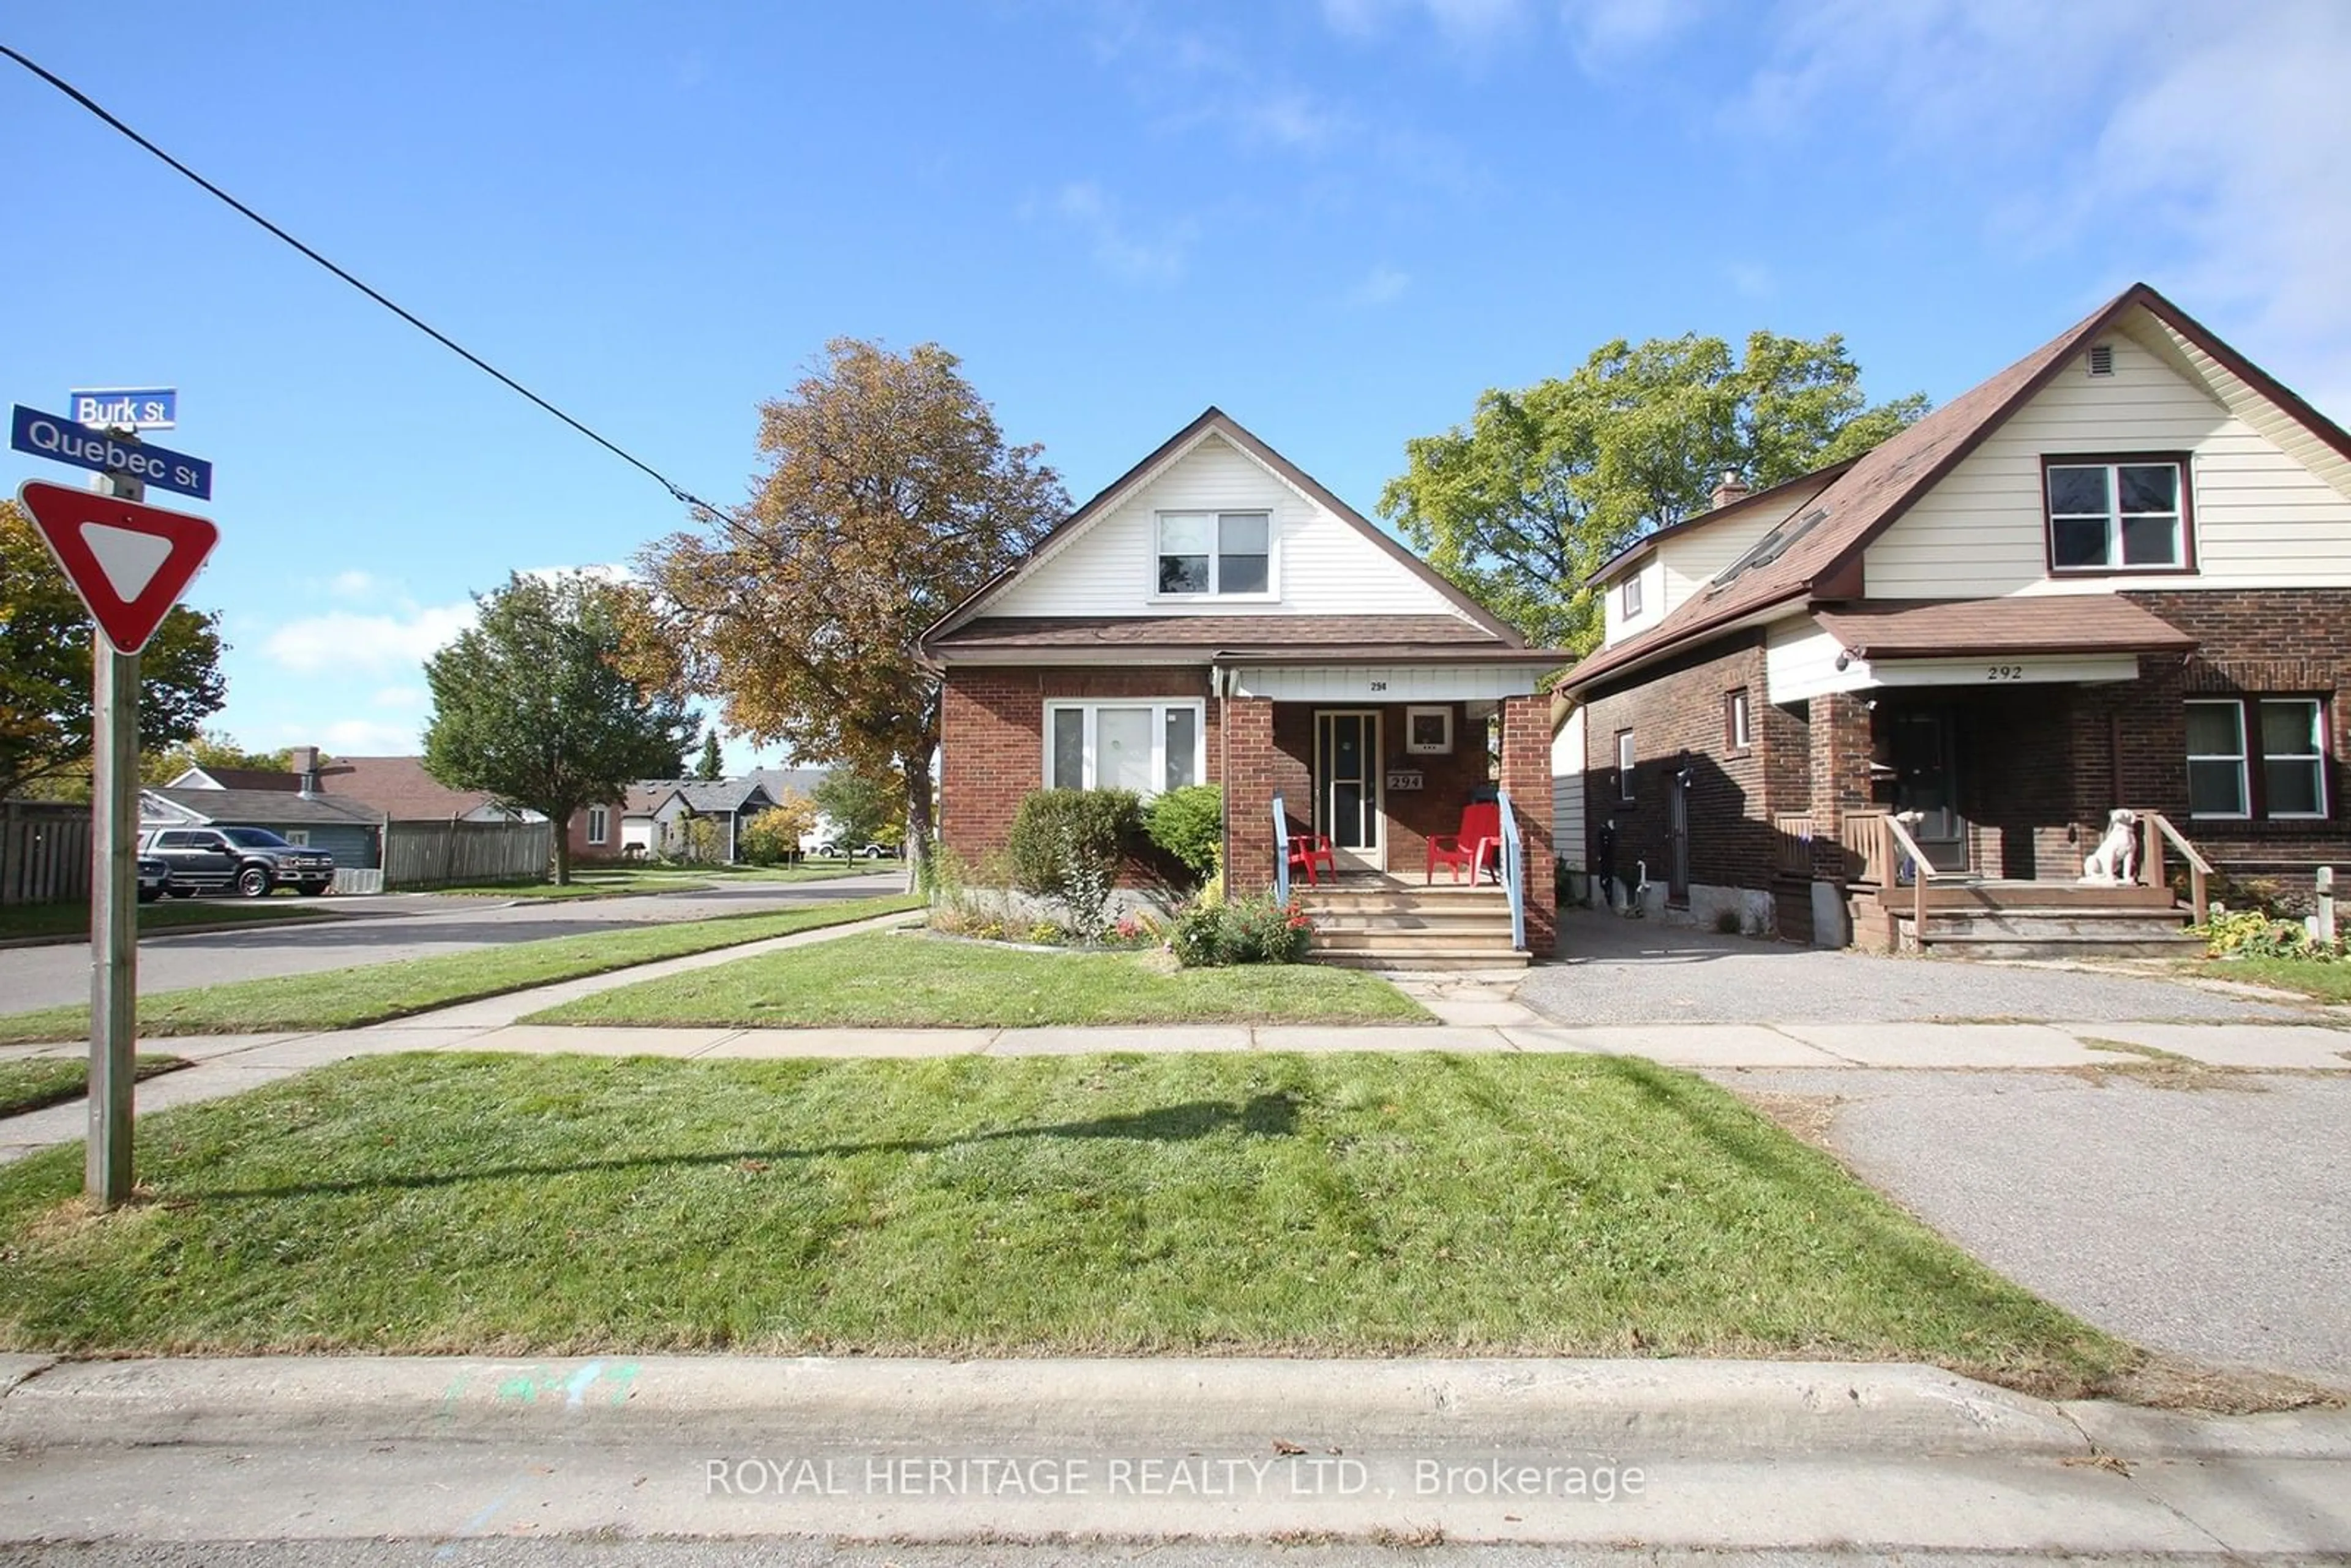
xmin=1777 ymin=682 xmax=2217 ymax=956
xmin=1215 ymin=685 xmax=1558 ymax=966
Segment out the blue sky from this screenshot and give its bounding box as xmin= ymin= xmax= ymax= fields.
xmin=6 ymin=1 xmax=2346 ymax=767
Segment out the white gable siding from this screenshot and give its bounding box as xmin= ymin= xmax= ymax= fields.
xmin=989 ymin=432 xmax=1466 ymax=621
xmin=1864 ymin=319 xmax=2351 ymax=598
xmin=1600 ymin=556 xmax=1665 ymax=646
xmin=1658 ymin=510 xmax=1784 ymax=616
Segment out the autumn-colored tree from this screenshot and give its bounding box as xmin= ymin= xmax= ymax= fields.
xmin=1381 ymin=331 xmax=1927 ymax=653
xmin=1 ymin=498 xmax=228 ymax=799
xmin=141 ymin=729 xmax=316 ymax=788
xmin=636 ymin=340 xmax=1065 ymax=886
xmin=738 ymin=792 xmax=819 ymax=865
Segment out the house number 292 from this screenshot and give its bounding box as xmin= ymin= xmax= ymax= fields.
xmin=1368 ymin=680 xmax=1388 ymax=692
xmin=1985 ymin=664 xmax=2024 ymax=681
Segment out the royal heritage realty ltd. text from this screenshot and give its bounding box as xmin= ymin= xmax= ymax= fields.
xmin=705 ymin=1454 xmax=1648 ymax=1501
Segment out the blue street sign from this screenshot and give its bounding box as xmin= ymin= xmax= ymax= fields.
xmin=10 ymin=405 xmax=213 ymax=501
xmin=68 ymin=388 xmax=177 ymax=430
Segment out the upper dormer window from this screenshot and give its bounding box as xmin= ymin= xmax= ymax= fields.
xmin=2044 ymin=455 xmax=2193 ymax=573
xmin=1158 ymin=511 xmax=1270 ymax=596
xmin=1620 ymin=573 xmax=1643 ymax=618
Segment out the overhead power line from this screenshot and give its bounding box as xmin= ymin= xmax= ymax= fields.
xmin=1 ymin=42 xmax=736 ymax=524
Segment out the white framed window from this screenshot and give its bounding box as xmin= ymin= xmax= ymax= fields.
xmin=2187 ymin=697 xmax=2330 ymax=820
xmin=2260 ymin=699 xmax=2328 ymax=819
xmin=586 ymin=806 xmax=610 ymax=845
xmin=1156 ymin=511 xmax=1272 ymax=598
xmin=283 ymin=829 xmax=310 ymax=846
xmin=2186 ymin=700 xmax=2246 ymax=818
xmin=1404 ymin=705 xmax=1453 ymax=755
xmin=1616 ymin=729 xmax=1636 ymax=802
xmin=1725 ymin=689 xmax=1752 ymax=751
xmin=1044 ymin=700 xmax=1205 ymax=795
xmin=2044 ymin=456 xmax=2191 ymax=572
xmin=1620 ymin=574 xmax=1643 ymax=618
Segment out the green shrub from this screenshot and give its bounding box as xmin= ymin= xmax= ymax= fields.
xmin=1171 ymin=894 xmax=1313 ymax=967
xmin=1145 ymin=784 xmax=1223 ymax=883
xmin=1006 ymin=789 xmax=1141 ymax=893
xmin=1026 ymin=920 xmax=1067 ymax=947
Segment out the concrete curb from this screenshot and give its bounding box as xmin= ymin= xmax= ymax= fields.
xmin=0 ymin=1354 xmax=2282 ymax=1460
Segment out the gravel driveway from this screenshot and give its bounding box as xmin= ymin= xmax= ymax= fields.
xmin=1708 ymin=1065 xmax=2351 ymax=1385
xmin=1524 ymin=908 xmax=2324 ymax=1026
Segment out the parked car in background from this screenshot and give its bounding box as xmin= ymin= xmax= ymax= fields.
xmin=138 ymin=826 xmax=336 ymax=898
xmin=136 ymin=855 xmax=170 ymax=904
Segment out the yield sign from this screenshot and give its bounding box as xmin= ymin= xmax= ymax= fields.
xmin=17 ymin=480 xmax=220 ymax=654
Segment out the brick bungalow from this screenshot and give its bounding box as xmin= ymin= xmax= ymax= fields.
xmin=918 ymin=408 xmax=1567 ymax=962
xmin=1560 ymin=283 xmax=2351 ymax=951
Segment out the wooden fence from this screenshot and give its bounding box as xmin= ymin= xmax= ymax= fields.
xmin=1 ymin=800 xmax=92 ymax=906
xmin=383 ymin=820 xmax=553 ymax=889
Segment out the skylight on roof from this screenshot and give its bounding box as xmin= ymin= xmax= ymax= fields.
xmin=1708 ymin=508 xmax=1829 ymax=592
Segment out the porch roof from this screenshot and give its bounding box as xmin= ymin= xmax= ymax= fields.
xmin=1814 ymin=597 xmax=2197 ymax=660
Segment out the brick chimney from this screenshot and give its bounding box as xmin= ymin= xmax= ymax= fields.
xmin=288 ymin=746 xmax=320 ymax=795
xmin=1710 ymin=470 xmax=1752 ymax=511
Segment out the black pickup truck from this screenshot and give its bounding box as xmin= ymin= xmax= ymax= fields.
xmin=138 ymin=826 xmax=336 ymax=898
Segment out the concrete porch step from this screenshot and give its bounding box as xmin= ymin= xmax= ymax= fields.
xmin=1916 ymin=907 xmax=2197 ymax=941
xmin=1918 ymin=932 xmax=2207 ymax=961
xmin=1311 ymin=928 xmax=1520 ymax=953
xmin=1314 ymin=947 xmax=1529 ymax=970
xmin=1305 ymin=909 xmax=1517 ymax=933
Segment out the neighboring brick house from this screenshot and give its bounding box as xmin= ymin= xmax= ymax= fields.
xmin=917 ymin=407 xmax=1566 ymax=959
xmin=1561 ymin=282 xmax=2351 ymax=948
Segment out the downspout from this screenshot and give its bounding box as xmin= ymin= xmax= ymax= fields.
xmin=1212 ymin=662 xmax=1229 ymax=891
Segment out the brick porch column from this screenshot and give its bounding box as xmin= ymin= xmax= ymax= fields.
xmin=1807 ymin=691 xmax=1873 ymax=880
xmin=1500 ymin=693 xmax=1558 ymax=954
xmin=1223 ymin=695 xmax=1278 ymax=896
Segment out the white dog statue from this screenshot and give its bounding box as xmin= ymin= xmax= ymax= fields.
xmin=2082 ymin=808 xmax=2140 ymax=885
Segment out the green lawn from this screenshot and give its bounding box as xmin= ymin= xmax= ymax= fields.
xmin=0 ymin=1051 xmax=2131 ymax=1392
xmin=433 ymin=862 xmax=893 ymax=900
xmin=525 ymin=931 xmax=1434 ymax=1028
xmin=0 ymin=1054 xmax=187 ymax=1119
xmin=0 ymin=899 xmax=333 ymax=943
xmin=0 ymin=896 xmax=925 ymax=1046
xmin=2215 ymin=955 xmax=2351 ymax=1005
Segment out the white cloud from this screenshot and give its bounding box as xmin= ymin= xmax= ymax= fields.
xmin=261 ymin=602 xmax=476 ymax=676
xmin=326 ymin=569 xmax=381 ymax=599
xmin=370 ymin=686 xmax=427 ymax=710
xmin=1559 ymin=0 xmax=1703 ymax=58
xmin=1048 ymin=181 xmax=1194 ymax=283
xmin=1726 ymin=0 xmax=2351 ymax=416
xmin=318 ymin=718 xmax=424 ymax=756
xmin=1341 ymin=264 xmax=1411 ymax=307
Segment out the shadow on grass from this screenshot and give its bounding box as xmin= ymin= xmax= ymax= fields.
xmin=181 ymin=1091 xmax=1302 ymax=1203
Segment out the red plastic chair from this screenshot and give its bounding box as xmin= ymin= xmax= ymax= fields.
xmin=1427 ymin=801 xmax=1502 ymax=884
xmin=1287 ymin=825 xmax=1338 ymax=887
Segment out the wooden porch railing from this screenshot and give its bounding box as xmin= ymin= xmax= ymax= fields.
xmin=1771 ymin=812 xmax=1814 ymax=877
xmin=1839 ymin=809 xmax=1892 ymax=887
xmin=2136 ymin=809 xmax=2213 ymax=925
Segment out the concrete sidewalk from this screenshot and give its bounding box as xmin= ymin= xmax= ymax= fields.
xmin=2 ymin=1352 xmax=2347 ymax=1551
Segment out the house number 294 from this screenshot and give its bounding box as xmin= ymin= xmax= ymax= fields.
xmin=1985 ymin=664 xmax=2024 ymax=681
xmin=1368 ymin=680 xmax=1388 ymax=692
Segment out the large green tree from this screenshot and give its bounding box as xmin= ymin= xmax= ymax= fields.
xmin=635 ymin=339 xmax=1066 ymax=887
xmin=1 ymin=498 xmax=228 ymax=799
xmin=423 ymin=571 xmax=694 ymax=883
xmin=812 ymin=767 xmax=894 ymax=850
xmin=1380 ymin=331 xmax=1928 ymax=653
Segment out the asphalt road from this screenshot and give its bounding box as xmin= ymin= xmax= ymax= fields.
xmin=0 ymin=874 xmax=907 ymax=1013
xmin=1526 ymin=907 xmax=2325 ymax=1025
xmin=1709 ymin=1065 xmax=2351 ymax=1384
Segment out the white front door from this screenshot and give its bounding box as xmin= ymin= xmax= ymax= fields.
xmin=1314 ymin=709 xmax=1385 ymax=872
